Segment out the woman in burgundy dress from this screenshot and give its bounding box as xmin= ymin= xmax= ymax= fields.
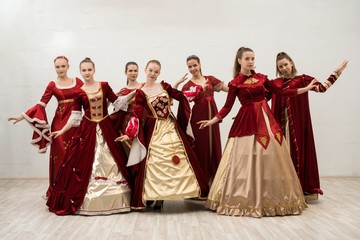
xmin=271 ymin=52 xmax=348 ymax=201
xmin=174 ymin=55 xmax=228 ymax=186
xmin=47 ymin=57 xmax=132 ymax=215
xmin=198 ymin=47 xmax=316 ymax=217
xmin=110 ymin=62 xmax=143 ymax=157
xmin=8 ymin=56 xmax=83 ymax=197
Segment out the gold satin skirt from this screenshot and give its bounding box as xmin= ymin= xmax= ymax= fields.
xmin=76 ymin=125 xmax=131 ymax=215
xmin=143 ymin=117 xmax=200 ymax=203
xmin=205 ymin=109 xmax=306 ymax=217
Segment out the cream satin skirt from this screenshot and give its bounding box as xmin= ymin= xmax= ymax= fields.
xmin=76 ymin=125 xmax=131 ymax=215
xmin=142 ymin=117 xmax=201 ymax=203
xmin=205 ymin=109 xmax=306 ymax=217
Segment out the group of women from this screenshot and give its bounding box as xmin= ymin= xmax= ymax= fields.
xmin=8 ymin=47 xmax=348 ymax=217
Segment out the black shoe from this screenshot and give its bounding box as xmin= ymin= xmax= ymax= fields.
xmin=146 ymin=200 xmax=155 ymax=207
xmin=153 ymin=200 xmax=163 ymax=210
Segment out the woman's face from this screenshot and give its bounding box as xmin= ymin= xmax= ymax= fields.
xmin=277 ymin=58 xmax=294 ymax=78
xmin=145 ymin=62 xmax=160 ymax=82
xmin=80 ymin=62 xmax=95 ymax=82
xmin=54 ymin=58 xmax=69 ymax=78
xmin=126 ymin=64 xmax=138 ymax=82
xmin=238 ymin=51 xmax=255 ymax=72
xmin=187 ymin=59 xmax=201 ymax=77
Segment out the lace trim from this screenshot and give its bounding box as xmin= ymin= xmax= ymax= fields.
xmin=68 ymin=111 xmax=82 ymax=126
xmin=113 ymin=95 xmax=130 ymax=112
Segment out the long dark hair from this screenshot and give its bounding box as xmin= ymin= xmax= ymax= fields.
xmin=186 ymin=55 xmax=202 ymax=75
xmin=125 ymin=61 xmax=138 ymax=84
xmin=233 ymin=47 xmax=253 ymax=78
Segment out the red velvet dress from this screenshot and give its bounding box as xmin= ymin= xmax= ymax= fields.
xmin=181 ymin=76 xmax=223 ymax=184
xmin=22 ymin=78 xmax=83 ymax=195
xmin=46 ymin=82 xmax=132 ymax=215
xmin=271 ymin=73 xmax=338 ymax=195
xmin=125 ymin=81 xmax=209 ymax=209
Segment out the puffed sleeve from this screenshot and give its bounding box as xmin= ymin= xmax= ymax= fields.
xmin=125 ymin=89 xmax=147 ymax=166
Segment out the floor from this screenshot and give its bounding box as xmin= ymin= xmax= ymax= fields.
xmin=0 ymin=178 xmax=359 ymax=240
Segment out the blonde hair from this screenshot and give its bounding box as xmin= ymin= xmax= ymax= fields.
xmin=54 ymin=55 xmax=69 ymax=63
xmin=145 ymin=59 xmax=161 ymax=69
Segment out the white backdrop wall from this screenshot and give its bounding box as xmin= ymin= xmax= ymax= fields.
xmin=1 ymin=0 xmax=359 ymax=178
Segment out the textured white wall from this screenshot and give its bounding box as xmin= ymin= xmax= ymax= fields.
xmin=1 ymin=0 xmax=359 ymax=178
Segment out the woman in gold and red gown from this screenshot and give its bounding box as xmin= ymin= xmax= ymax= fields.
xmin=47 ymin=57 xmax=132 ymax=215
xmin=8 ymin=56 xmax=83 ymax=197
xmin=116 ymin=60 xmax=209 ymax=210
xmin=271 ymin=52 xmax=348 ymax=200
xmin=199 ymin=47 xmax=316 ymax=217
xmin=174 ymin=55 xmax=228 ymax=186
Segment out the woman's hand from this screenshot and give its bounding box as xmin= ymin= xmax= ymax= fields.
xmin=201 ymin=78 xmax=209 ymax=90
xmin=8 ymin=115 xmax=24 ymax=125
xmin=306 ymin=79 xmax=318 ymax=90
xmin=115 ymin=135 xmax=130 ymax=142
xmin=173 ymin=73 xmax=188 ymax=89
xmin=50 ymin=130 xmax=63 ymax=139
xmin=197 ymin=117 xmax=220 ymax=129
xmin=334 ymin=60 xmax=348 ymax=76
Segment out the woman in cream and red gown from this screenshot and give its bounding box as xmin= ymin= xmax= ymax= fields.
xmin=173 ymin=55 xmax=228 ymax=186
xmin=46 ymin=57 xmax=132 ymax=215
xmin=8 ymin=56 xmax=83 ymax=197
xmin=116 ymin=60 xmax=209 ymax=210
xmin=199 ymin=47 xmax=316 ymax=217
xmin=271 ymin=52 xmax=348 ymax=200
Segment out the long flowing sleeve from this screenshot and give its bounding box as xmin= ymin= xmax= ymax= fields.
xmin=161 ymin=81 xmax=192 ymax=136
xmin=21 ymin=82 xmax=55 ymax=153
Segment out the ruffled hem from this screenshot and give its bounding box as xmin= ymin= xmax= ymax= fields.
xmin=205 ymin=199 xmax=307 ymax=218
xmin=22 ymin=111 xmax=52 ymax=153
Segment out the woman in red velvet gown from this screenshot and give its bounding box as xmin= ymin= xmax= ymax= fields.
xmin=8 ymin=56 xmax=83 ymax=197
xmin=199 ymin=47 xmax=316 ymax=217
xmin=110 ymin=62 xmax=143 ymax=157
xmin=116 ymin=60 xmax=209 ymax=210
xmin=174 ymin=55 xmax=228 ymax=186
xmin=271 ymin=52 xmax=348 ymax=200
xmin=46 ymin=57 xmax=132 ymax=215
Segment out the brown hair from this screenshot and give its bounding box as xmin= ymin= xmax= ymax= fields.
xmin=125 ymin=61 xmax=138 ymax=71
xmin=186 ymin=55 xmax=202 ymax=75
xmin=276 ymin=52 xmax=297 ymax=77
xmin=145 ymin=59 xmax=161 ymax=69
xmin=125 ymin=61 xmax=138 ymax=84
xmin=233 ymin=47 xmax=253 ymax=78
xmin=79 ymin=57 xmax=95 ymax=70
xmin=54 ymin=55 xmax=69 ymax=63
